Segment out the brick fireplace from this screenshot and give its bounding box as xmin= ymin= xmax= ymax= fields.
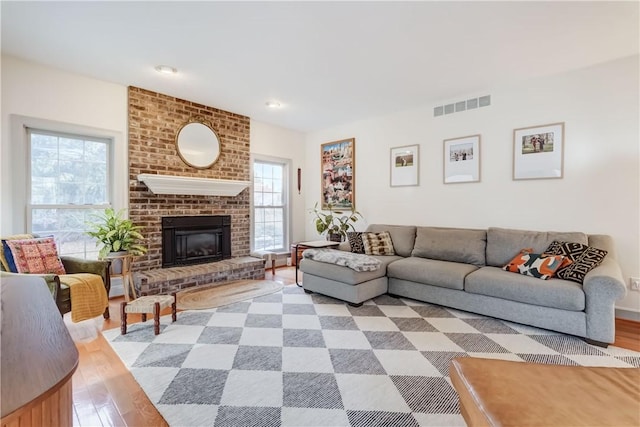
xmin=127 ymin=87 xmax=263 ymax=293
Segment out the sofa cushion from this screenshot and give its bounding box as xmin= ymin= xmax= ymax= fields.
xmin=387 ymin=257 xmax=479 ymax=290
xmin=365 ymin=224 xmax=416 ymax=257
xmin=544 ymin=241 xmax=608 ymax=284
xmin=362 ymin=231 xmax=395 ymax=255
xmin=465 ymin=266 xmax=585 ymax=311
xmin=4 ymin=237 xmax=66 ymax=275
xmin=347 ymin=232 xmax=365 ymax=254
xmin=300 ymin=255 xmax=402 ymax=285
xmin=411 ymin=227 xmax=486 ymax=266
xmin=0 ymin=234 xmax=34 ymax=271
xmin=503 ymin=249 xmax=567 ymax=280
xmin=486 ymin=227 xmax=588 ymax=267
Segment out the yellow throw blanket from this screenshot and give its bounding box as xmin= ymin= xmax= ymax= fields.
xmin=59 ymin=273 xmax=108 ymax=323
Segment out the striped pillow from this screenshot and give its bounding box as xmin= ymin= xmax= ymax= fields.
xmin=544 ymin=241 xmax=607 ymax=284
xmin=362 ymin=231 xmax=396 ymax=256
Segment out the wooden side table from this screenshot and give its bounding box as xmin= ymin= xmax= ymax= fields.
xmin=290 ymin=244 xmax=306 ymax=267
xmin=106 ymin=253 xmax=136 ymax=302
xmin=294 ymin=240 xmax=340 ymax=286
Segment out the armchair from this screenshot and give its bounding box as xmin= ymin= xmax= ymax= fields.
xmin=58 ymin=256 xmax=112 ymax=319
xmin=0 ymin=235 xmax=111 ymax=319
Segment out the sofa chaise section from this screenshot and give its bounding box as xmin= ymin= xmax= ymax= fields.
xmin=301 ymin=255 xmax=401 ymax=306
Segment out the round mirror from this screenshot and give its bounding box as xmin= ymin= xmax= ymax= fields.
xmin=175 ymin=119 xmax=221 ymax=169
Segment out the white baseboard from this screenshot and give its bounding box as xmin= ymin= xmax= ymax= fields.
xmin=615 ymin=308 xmax=640 ymax=322
xmin=109 ymin=277 xmax=124 ymax=298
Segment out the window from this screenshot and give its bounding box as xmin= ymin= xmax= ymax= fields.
xmin=28 ymin=128 xmax=111 ymax=258
xmin=252 ymin=157 xmax=289 ymax=252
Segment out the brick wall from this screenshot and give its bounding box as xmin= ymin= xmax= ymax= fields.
xmin=128 ymin=86 xmax=251 ymax=272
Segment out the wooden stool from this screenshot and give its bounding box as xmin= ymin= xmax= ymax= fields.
xmin=120 ymin=293 xmax=177 ymax=335
xmin=251 ymin=250 xmax=289 ymax=276
xmin=251 ymin=251 xmax=276 ymax=276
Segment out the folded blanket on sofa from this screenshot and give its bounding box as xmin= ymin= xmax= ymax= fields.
xmin=303 ymin=248 xmax=381 ymax=272
xmin=59 ymin=273 xmax=108 ymax=322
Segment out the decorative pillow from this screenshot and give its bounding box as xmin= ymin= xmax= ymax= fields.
xmin=347 ymin=232 xmax=365 ymax=254
xmin=4 ymin=237 xmax=66 ymax=275
xmin=2 ymin=242 xmax=18 ymax=272
xmin=0 ymin=234 xmax=34 ymax=271
xmin=361 ymin=231 xmax=396 ymax=256
xmin=544 ymin=241 xmax=608 ymax=284
xmin=502 ymin=248 xmax=566 ymax=280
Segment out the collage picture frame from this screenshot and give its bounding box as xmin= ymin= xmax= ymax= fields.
xmin=320 ymin=138 xmax=355 ymax=209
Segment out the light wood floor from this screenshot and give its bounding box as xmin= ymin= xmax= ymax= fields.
xmin=71 ymin=267 xmax=640 ymax=426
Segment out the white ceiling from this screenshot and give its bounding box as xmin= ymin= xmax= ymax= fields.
xmin=2 ymin=1 xmax=638 ymax=132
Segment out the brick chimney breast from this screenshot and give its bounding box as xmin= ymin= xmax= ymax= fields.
xmin=128 ymin=87 xmax=251 ymax=272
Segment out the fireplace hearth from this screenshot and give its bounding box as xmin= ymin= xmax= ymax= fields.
xmin=162 ymin=215 xmax=231 ymax=267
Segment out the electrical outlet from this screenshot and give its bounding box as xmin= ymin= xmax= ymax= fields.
xmin=630 ymin=278 xmax=640 ymax=291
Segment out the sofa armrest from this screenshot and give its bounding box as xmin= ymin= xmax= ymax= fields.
xmin=60 ymin=256 xmax=111 ymax=295
xmin=582 ymin=257 xmax=626 ymax=343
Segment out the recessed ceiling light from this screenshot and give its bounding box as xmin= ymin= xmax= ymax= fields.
xmin=265 ymin=101 xmax=282 ymax=109
xmin=155 ymin=65 xmax=177 ymax=75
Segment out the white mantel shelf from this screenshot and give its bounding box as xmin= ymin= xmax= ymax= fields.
xmin=137 ymin=174 xmax=250 ymax=196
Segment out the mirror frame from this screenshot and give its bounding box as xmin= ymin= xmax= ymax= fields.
xmin=175 ymin=116 xmax=221 ymax=169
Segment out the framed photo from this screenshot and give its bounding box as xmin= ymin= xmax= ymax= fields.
xmin=513 ymin=122 xmax=564 ymax=180
xmin=443 ymin=134 xmax=481 ymax=184
xmin=321 ymin=138 xmax=355 ymax=209
xmin=390 ymin=144 xmax=419 ymax=187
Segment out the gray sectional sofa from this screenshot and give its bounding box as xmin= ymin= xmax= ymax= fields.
xmin=300 ymin=224 xmax=627 ymax=345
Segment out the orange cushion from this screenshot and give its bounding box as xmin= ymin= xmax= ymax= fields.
xmin=502 ymin=248 xmax=566 ymax=280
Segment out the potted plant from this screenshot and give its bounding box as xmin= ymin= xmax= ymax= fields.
xmin=310 ymin=202 xmax=363 ymax=242
xmin=86 ymin=208 xmax=147 ymax=259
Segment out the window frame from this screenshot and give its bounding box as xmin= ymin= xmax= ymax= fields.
xmin=8 ymin=115 xmax=125 ymax=258
xmin=26 ymin=128 xmax=113 ymax=258
xmin=251 ymin=154 xmax=292 ymax=253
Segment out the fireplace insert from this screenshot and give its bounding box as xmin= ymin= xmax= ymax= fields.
xmin=161 ymin=215 xmax=231 ymax=267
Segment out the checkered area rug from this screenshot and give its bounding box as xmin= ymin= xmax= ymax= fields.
xmin=103 ymin=285 xmax=640 ymax=427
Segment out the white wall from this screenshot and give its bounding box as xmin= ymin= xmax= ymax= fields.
xmin=1 ymin=56 xmax=308 ymax=250
xmin=304 ymin=55 xmax=640 ymax=313
xmin=250 ymin=120 xmax=307 ymax=247
xmin=1 ymin=55 xmax=129 ymax=234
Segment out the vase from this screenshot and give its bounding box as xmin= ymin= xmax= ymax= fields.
xmin=327 ymin=233 xmax=343 ymax=243
xmin=105 ymin=251 xmax=128 ymax=274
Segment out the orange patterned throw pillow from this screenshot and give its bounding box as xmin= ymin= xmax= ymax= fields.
xmin=503 ymin=248 xmax=567 ymax=280
xmin=5 ymin=237 xmax=66 ymax=275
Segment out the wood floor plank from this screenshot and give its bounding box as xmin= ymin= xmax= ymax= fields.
xmin=614 ymin=318 xmax=640 ymax=351
xmin=70 ymin=267 xmax=639 ymax=426
xmin=95 ymin=402 xmax=125 ymax=427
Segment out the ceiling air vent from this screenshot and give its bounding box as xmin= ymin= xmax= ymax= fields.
xmin=434 ymin=95 xmax=491 ymax=117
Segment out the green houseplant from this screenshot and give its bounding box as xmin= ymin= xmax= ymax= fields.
xmin=86 ymin=208 xmax=147 ymax=258
xmin=310 ymin=202 xmax=363 ymax=242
